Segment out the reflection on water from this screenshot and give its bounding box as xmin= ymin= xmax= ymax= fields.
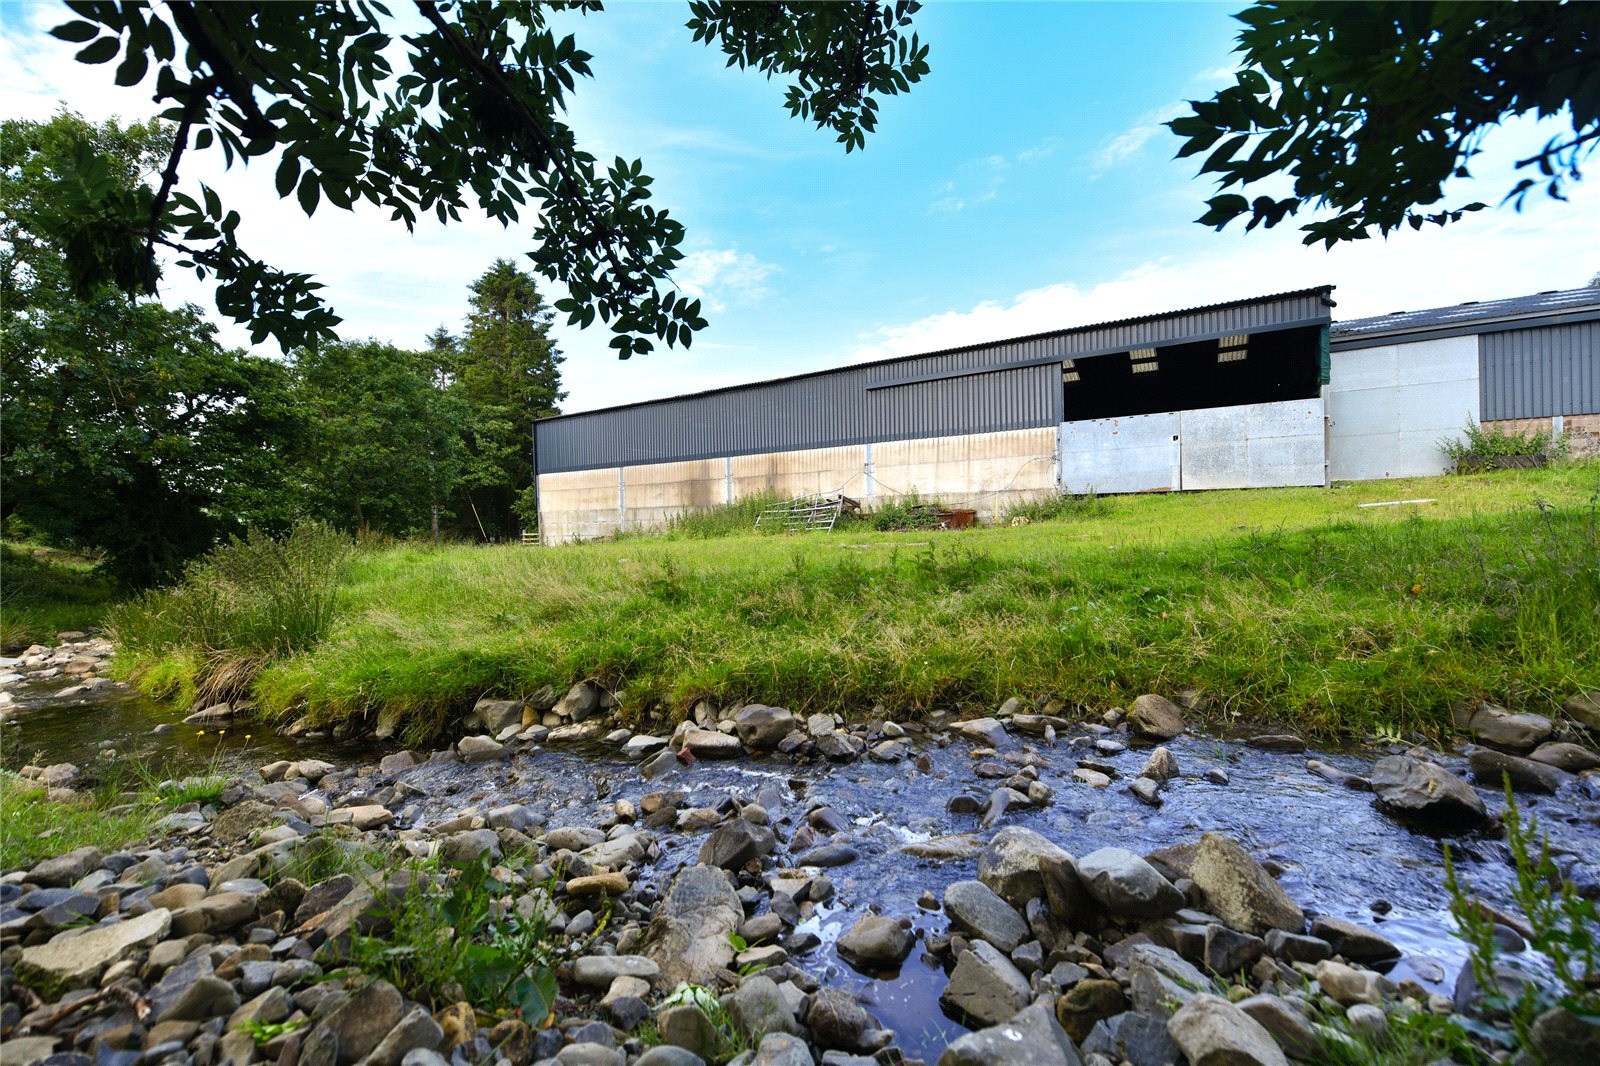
xmin=7 ymin=675 xmax=1599 ymax=1063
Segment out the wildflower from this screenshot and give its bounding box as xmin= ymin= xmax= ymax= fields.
xmin=218 ymin=729 xmax=226 ymax=737
xmin=197 ymin=729 xmax=206 ymax=736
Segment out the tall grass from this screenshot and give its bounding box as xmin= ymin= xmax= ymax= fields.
xmin=0 ymin=541 xmax=115 ymax=650
xmin=109 ymin=521 xmax=353 ymax=704
xmin=119 ymin=464 xmax=1600 ymax=743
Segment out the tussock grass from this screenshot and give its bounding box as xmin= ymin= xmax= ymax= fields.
xmin=109 ymin=522 xmax=352 ymax=703
xmin=0 ymin=770 xmax=158 ymax=870
xmin=121 ymin=463 xmax=1600 ymax=743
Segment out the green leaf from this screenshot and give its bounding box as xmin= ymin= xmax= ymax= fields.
xmin=297 ymin=174 xmax=320 ymax=217
xmin=75 ymin=36 xmax=121 ymax=65
xmin=50 ymin=20 xmax=99 ymax=43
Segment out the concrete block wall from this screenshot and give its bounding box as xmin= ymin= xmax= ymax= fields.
xmin=1485 ymin=414 xmax=1600 ymax=458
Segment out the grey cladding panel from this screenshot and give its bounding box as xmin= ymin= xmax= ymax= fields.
xmin=536 ymin=288 xmax=1330 ymax=472
xmin=1480 ymin=322 xmax=1600 ymax=420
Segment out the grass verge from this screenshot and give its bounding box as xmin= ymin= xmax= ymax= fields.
xmin=115 ymin=462 xmax=1600 ymax=744
xmin=0 ymin=541 xmax=116 ymax=651
xmin=0 ymin=771 xmax=162 ymax=870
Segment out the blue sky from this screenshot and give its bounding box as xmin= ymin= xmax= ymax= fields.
xmin=5 ymin=1 xmax=1596 ymax=412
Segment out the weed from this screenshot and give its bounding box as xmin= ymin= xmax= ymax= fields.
xmin=1314 ymin=1005 xmax=1483 ymax=1065
xmin=237 ymin=1018 xmax=307 ymax=1048
xmin=1441 ymin=417 xmax=1568 ymax=465
xmin=850 ymin=492 xmax=948 ymax=532
xmin=1444 ymin=784 xmax=1600 ymax=1051
xmin=1005 ymin=489 xmax=1109 ymax=524
xmin=341 ymin=854 xmax=575 ymax=1024
xmin=655 ymin=983 xmax=748 ymax=1063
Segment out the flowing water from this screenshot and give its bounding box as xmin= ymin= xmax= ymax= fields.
xmin=7 ymin=679 xmax=1600 ymax=1062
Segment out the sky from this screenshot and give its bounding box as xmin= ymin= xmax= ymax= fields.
xmin=4 ymin=1 xmax=1597 ymax=414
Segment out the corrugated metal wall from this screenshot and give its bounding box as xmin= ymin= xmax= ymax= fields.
xmin=1480 ymin=322 xmax=1600 ymax=420
xmin=536 ymin=289 xmax=1332 ymax=473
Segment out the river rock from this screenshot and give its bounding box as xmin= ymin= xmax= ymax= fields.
xmin=730 ymin=975 xmax=800 ymax=1040
xmin=944 ymin=880 xmax=1030 ymax=953
xmin=1235 ymin=995 xmax=1317 ymax=1059
xmin=322 ymin=979 xmax=405 ymax=1064
xmin=806 ymin=988 xmax=872 ymax=1052
xmin=1369 ymin=755 xmax=1487 ymax=830
xmin=1468 ymin=748 xmax=1569 ymax=794
xmin=15 ymin=907 xmax=171 ymax=996
xmin=938 ymin=1000 xmax=1083 ymax=1066
xmin=1308 ymin=916 xmax=1399 ymax=964
xmin=1127 ymin=694 xmax=1185 ymax=739
xmin=699 ymin=821 xmax=775 ymax=870
xmin=953 ymin=717 xmax=1008 ymax=747
xmin=1078 ymin=847 xmax=1183 ymax=918
xmin=1564 ymin=690 xmax=1600 ymax=731
xmin=573 ymin=955 xmax=659 ymax=987
xmin=457 ymin=735 xmax=507 ymax=762
xmin=1082 ymin=1011 xmax=1178 ymax=1066
xmin=1054 ymin=979 xmax=1126 ymax=1043
xmin=940 ymin=939 xmax=1032 ymax=1028
xmin=551 ymin=681 xmax=602 ymax=722
xmin=1186 ymin=833 xmax=1304 ymax=936
xmin=1140 ymin=746 xmax=1179 ymax=783
xmin=643 ymin=865 xmax=742 ymax=985
xmin=1128 ymin=777 xmax=1162 ymax=807
xmin=836 ymin=914 xmax=914 ymax=972
xmin=622 ymin=735 xmax=668 ymax=759
xmin=977 ymin=826 xmax=1083 ymax=918
xmin=734 ymin=705 xmax=796 ymax=750
xmin=1529 ymin=741 xmax=1600 ymax=772
xmin=1314 ymin=959 xmax=1386 ymax=1005
xmin=467 ymin=697 xmax=525 ymax=734
xmin=27 ymin=847 xmax=103 ymax=889
xmin=750 ymin=1032 xmax=811 ymax=1066
xmin=682 ymin=728 xmax=742 ymax=758
xmin=157 ymin=975 xmax=240 ymax=1022
xmin=1167 ymin=994 xmax=1287 ymax=1066
xmin=1455 ymin=702 xmax=1553 ymax=753
xmin=362 ymin=1007 xmax=445 ymax=1066
xmin=441 ymin=829 xmax=502 ymax=865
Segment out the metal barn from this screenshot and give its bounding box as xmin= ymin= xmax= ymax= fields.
xmin=533 ymin=286 xmax=1600 ymax=543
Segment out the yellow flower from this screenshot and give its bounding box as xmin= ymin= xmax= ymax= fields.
xmin=197 ymin=729 xmax=206 ymax=736
xmin=218 ymin=729 xmax=226 ymax=737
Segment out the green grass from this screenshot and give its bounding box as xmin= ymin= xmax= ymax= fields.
xmin=0 ymin=771 xmax=162 ymax=870
xmin=116 ymin=462 xmax=1600 ymax=744
xmin=0 ymin=541 xmax=116 ymax=651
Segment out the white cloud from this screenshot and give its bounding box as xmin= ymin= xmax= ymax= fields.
xmin=671 ymin=248 xmax=775 ymax=313
xmin=854 ymin=181 xmax=1599 ymax=364
xmin=1087 ymin=104 xmax=1188 ymax=174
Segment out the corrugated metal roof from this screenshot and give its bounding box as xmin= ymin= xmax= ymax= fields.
xmin=537 ymin=286 xmax=1335 ymax=425
xmin=1332 ymin=287 xmax=1600 ymax=340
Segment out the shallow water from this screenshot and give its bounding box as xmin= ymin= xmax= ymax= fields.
xmin=8 ymin=677 xmax=1599 ymax=1063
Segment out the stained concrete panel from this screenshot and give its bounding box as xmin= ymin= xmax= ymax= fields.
xmin=730 ymin=446 xmax=867 ymax=501
xmin=873 ymin=428 xmax=1057 ymax=518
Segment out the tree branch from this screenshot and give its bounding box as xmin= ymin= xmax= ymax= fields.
xmin=144 ymin=82 xmax=210 ymax=280
xmin=165 ymin=1 xmax=277 ymax=142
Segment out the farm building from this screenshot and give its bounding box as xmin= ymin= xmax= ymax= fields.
xmin=533 ymin=285 xmax=1600 ymax=543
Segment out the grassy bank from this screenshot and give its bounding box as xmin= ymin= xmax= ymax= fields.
xmin=0 ymin=541 xmax=115 ymax=650
xmin=115 ymin=463 xmax=1600 ymax=744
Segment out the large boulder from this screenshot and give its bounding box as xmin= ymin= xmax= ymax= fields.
xmin=1369 ymin=755 xmax=1487 ymax=831
xmin=642 ymin=865 xmax=742 ymax=986
xmin=1077 ymin=847 xmax=1183 ymax=918
xmin=977 ymin=827 xmax=1086 ymax=920
xmin=1167 ymin=994 xmax=1288 ymax=1066
xmin=940 ymin=940 xmax=1033 ymax=1028
xmin=16 ymin=908 xmax=171 ymax=996
xmin=1186 ymin=833 xmax=1304 ymax=936
xmin=1453 ymin=702 xmax=1553 ymax=753
xmin=943 ymin=880 xmax=1030 ymax=953
xmin=938 ymin=1000 xmax=1084 ymax=1066
xmin=1127 ymin=695 xmax=1185 ymax=740
xmin=733 ymin=705 xmax=796 ymax=751
xmin=836 ymin=914 xmax=914 ymax=973
xmin=698 ymin=821 xmax=776 ymax=871
xmin=467 ymin=697 xmax=525 ymax=734
xmin=1468 ymin=749 xmax=1569 ymax=794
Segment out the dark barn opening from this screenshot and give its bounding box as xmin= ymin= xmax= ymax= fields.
xmin=1062 ymin=324 xmax=1324 ymax=421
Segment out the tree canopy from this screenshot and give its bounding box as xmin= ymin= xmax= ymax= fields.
xmin=1172 ymin=1 xmax=1600 ymax=245
xmin=45 ymin=1 xmax=930 ymax=356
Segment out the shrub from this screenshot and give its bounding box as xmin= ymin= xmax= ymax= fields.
xmin=1444 ymin=785 xmax=1599 ymax=1051
xmin=109 ymin=521 xmax=353 ymax=702
xmin=852 ymin=492 xmax=948 ymax=531
xmin=1441 ymin=418 xmax=1567 ymax=464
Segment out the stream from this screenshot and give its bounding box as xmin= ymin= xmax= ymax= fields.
xmin=6 ymin=678 xmax=1600 ymax=1062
